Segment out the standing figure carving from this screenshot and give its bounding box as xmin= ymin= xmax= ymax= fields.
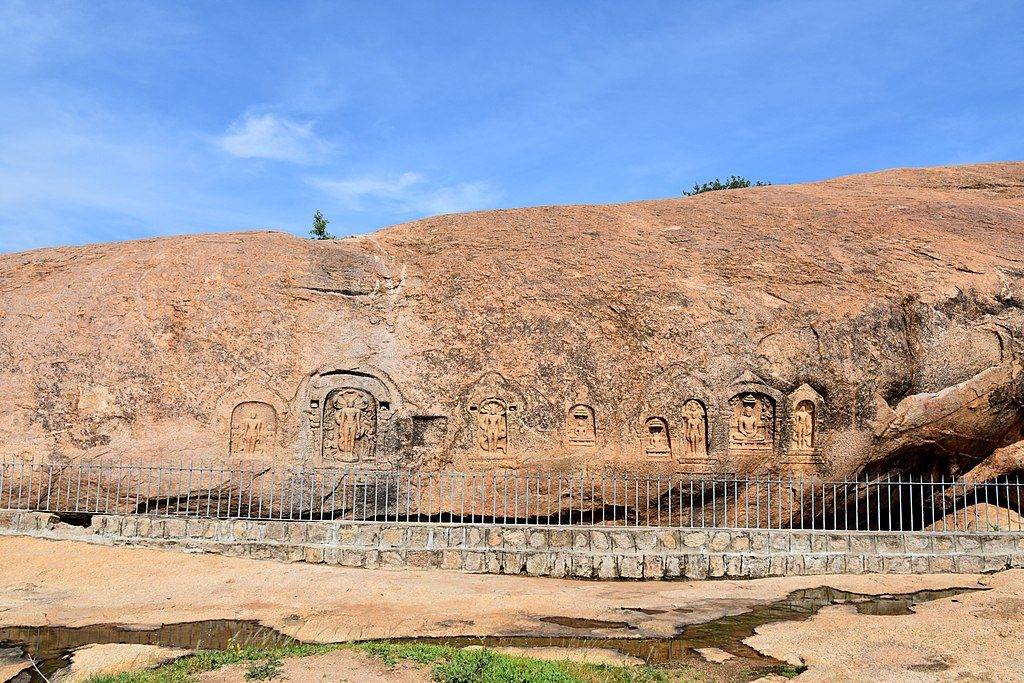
xmin=323 ymin=388 xmax=377 ymax=462
xmin=729 ymin=393 xmax=774 ymax=449
xmin=644 ymin=417 xmax=671 ymax=457
xmin=229 ymin=401 xmax=277 ymax=457
xmin=791 ymin=400 xmax=815 ymax=452
xmin=681 ymin=400 xmax=708 ymax=460
xmin=473 ymin=398 xmax=508 ymax=454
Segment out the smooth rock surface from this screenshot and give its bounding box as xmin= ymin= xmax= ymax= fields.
xmin=52 ymin=644 xmax=190 ymax=682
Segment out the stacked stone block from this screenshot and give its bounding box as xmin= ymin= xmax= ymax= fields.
xmin=51 ymin=515 xmax=1024 ymax=578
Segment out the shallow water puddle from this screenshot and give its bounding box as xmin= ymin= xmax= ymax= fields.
xmin=0 ymin=620 xmax=292 ymax=682
xmin=394 ymin=585 xmax=984 ymax=679
xmin=0 ymin=586 xmax=982 ymax=682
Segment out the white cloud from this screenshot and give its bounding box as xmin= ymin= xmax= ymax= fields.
xmin=309 ymin=172 xmax=425 ymax=210
xmin=218 ymin=112 xmax=332 ymax=164
xmin=308 ymin=173 xmax=500 ymax=215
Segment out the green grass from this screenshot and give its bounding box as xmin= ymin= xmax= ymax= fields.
xmin=84 ymin=643 xmax=342 ymax=683
xmin=243 ymin=655 xmax=283 ymax=680
xmin=85 ymin=639 xmax=704 ymax=683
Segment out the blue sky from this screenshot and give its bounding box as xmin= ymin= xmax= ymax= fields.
xmin=1 ymin=1 xmax=1022 ymax=253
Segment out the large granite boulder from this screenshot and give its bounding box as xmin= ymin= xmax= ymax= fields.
xmin=2 ymin=162 xmax=1023 ymax=487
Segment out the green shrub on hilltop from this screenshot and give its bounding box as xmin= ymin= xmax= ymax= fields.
xmin=683 ymin=176 xmax=770 ymax=196
xmin=309 ymin=210 xmax=335 ymax=239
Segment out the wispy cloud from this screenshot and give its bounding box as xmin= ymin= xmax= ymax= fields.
xmin=218 ymin=112 xmax=332 ymax=164
xmin=308 ymin=173 xmax=501 ymax=215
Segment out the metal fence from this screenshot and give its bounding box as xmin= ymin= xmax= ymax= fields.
xmin=1 ymin=459 xmax=1022 ymax=533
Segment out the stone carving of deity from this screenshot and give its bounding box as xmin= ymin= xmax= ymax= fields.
xmin=240 ymin=409 xmax=265 ymax=454
xmin=644 ymin=417 xmax=671 ymax=456
xmin=323 ymin=388 xmax=376 ymax=462
xmin=567 ymin=404 xmax=596 ymax=447
xmin=229 ymin=401 xmax=277 ymax=457
xmin=791 ymin=401 xmax=814 ymax=452
xmin=475 ymin=398 xmax=508 ymax=454
xmin=681 ymin=400 xmax=707 ymax=460
xmin=729 ymin=393 xmax=774 ymax=449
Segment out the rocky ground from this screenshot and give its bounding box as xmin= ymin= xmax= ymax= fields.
xmin=1 ymin=536 xmax=1021 ymax=681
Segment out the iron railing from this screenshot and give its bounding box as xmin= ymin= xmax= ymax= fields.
xmin=1 ymin=460 xmax=1022 ymax=533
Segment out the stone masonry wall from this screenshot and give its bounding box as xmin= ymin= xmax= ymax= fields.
xmin=2 ymin=511 xmax=1022 ymax=579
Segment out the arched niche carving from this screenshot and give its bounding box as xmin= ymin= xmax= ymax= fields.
xmin=229 ymin=401 xmax=277 ymax=458
xmin=718 ymin=371 xmax=785 ymax=460
xmin=787 ymin=383 xmax=825 ymax=456
xmin=462 ymin=372 xmax=525 ymax=468
xmin=566 ymin=404 xmax=596 ymax=449
xmin=322 ymin=387 xmax=377 ymax=463
xmin=215 ymin=385 xmax=288 ymax=460
xmin=643 ymin=417 xmax=671 ymax=458
xmin=300 ymin=367 xmax=400 ymax=466
xmin=728 ymin=392 xmax=776 ymax=450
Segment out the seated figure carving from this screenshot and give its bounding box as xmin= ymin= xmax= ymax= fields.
xmin=729 ymin=393 xmax=774 ymax=449
xmin=644 ymin=417 xmax=671 ymax=457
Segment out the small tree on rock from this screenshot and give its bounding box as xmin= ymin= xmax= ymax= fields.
xmin=310 ymin=210 xmax=335 ymax=240
xmin=684 ymin=176 xmax=770 ymax=196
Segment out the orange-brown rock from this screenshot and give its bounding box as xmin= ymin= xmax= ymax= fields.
xmin=1 ymin=162 xmax=1024 ymax=486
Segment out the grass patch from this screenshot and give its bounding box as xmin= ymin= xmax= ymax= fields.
xmin=85 ymin=643 xmax=342 ymax=683
xmin=429 ymin=646 xmax=672 ymax=682
xmin=243 ymin=655 xmax=283 ymax=680
xmin=775 ymin=663 xmax=807 ymax=678
xmin=87 ymin=639 xmax=703 ymax=683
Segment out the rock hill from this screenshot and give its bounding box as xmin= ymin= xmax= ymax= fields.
xmin=2 ymin=162 xmax=1024 ymax=482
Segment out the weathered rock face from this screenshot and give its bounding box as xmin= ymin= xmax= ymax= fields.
xmin=2 ymin=163 xmax=1024 ymax=481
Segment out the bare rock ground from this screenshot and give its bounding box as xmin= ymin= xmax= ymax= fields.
xmin=0 ymin=537 xmax=977 ymax=641
xmin=1 ymin=537 xmax=1019 ymax=680
xmin=745 ymin=570 xmax=1024 ymax=681
xmin=52 ymin=643 xmax=190 ymax=682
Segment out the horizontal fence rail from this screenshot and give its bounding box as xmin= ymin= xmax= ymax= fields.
xmin=1 ymin=460 xmax=1022 ymax=533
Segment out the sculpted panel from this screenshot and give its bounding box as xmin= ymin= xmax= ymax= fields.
xmin=729 ymin=393 xmax=775 ymax=450
xmin=470 ymin=397 xmax=509 ymax=456
xmin=681 ymin=399 xmax=708 ymax=461
xmin=230 ymin=401 xmax=277 ymax=457
xmin=567 ymin=404 xmax=596 ymax=448
xmin=323 ymin=387 xmax=377 ymax=463
xmin=643 ymin=417 xmax=671 ymax=457
xmin=791 ymin=400 xmax=815 ymax=452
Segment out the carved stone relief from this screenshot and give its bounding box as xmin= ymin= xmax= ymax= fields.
xmin=680 ymin=399 xmax=708 ymax=462
xmin=791 ymin=400 xmax=815 ymax=452
xmin=322 ymin=388 xmax=377 ymax=463
xmin=462 ymin=372 xmax=526 ymax=468
xmin=469 ymin=398 xmax=511 ymax=456
xmin=643 ymin=417 xmax=671 ymax=457
xmin=299 ymin=367 xmax=398 ymax=466
xmin=784 ymin=383 xmax=825 ymax=470
xmin=567 ymin=404 xmax=596 ymax=448
xmin=728 ymin=393 xmax=775 ymax=450
xmin=229 ymin=401 xmax=277 ymax=457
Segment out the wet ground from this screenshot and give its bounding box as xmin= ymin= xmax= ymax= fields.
xmin=0 ymin=586 xmax=980 ymax=682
